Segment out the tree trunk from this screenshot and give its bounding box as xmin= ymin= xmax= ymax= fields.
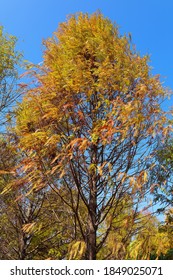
xmin=86 ymin=92 xmax=98 ymax=260
xmin=19 ymin=235 xmax=27 ymax=260
xmin=86 ymin=192 xmax=97 ymax=259
xmin=86 ymin=142 xmax=97 ymax=259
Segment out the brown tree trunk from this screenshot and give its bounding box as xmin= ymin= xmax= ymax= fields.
xmin=86 ymin=92 xmax=98 ymax=260
xmin=86 ymin=192 xmax=97 ymax=260
xmin=19 ymin=234 xmax=27 ymax=260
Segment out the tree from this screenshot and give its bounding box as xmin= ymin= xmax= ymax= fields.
xmin=0 ymin=26 xmax=21 ymax=130
xmin=0 ymin=136 xmax=77 ymax=259
xmin=15 ymin=12 xmax=169 ymax=259
xmin=126 ymin=210 xmax=173 ymax=260
xmin=145 ymin=135 xmax=173 ymax=216
xmin=159 ymin=208 xmax=173 ymax=259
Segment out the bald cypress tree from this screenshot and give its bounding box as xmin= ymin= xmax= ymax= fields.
xmin=15 ymin=13 xmax=169 ymax=259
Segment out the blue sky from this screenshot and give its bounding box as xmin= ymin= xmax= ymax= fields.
xmin=1 ymin=0 xmax=173 ymax=96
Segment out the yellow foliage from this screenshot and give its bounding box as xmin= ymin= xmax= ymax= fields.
xmin=68 ymin=241 xmax=86 ymax=260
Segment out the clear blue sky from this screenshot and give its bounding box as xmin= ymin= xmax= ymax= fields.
xmin=1 ymin=0 xmax=173 ymax=109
